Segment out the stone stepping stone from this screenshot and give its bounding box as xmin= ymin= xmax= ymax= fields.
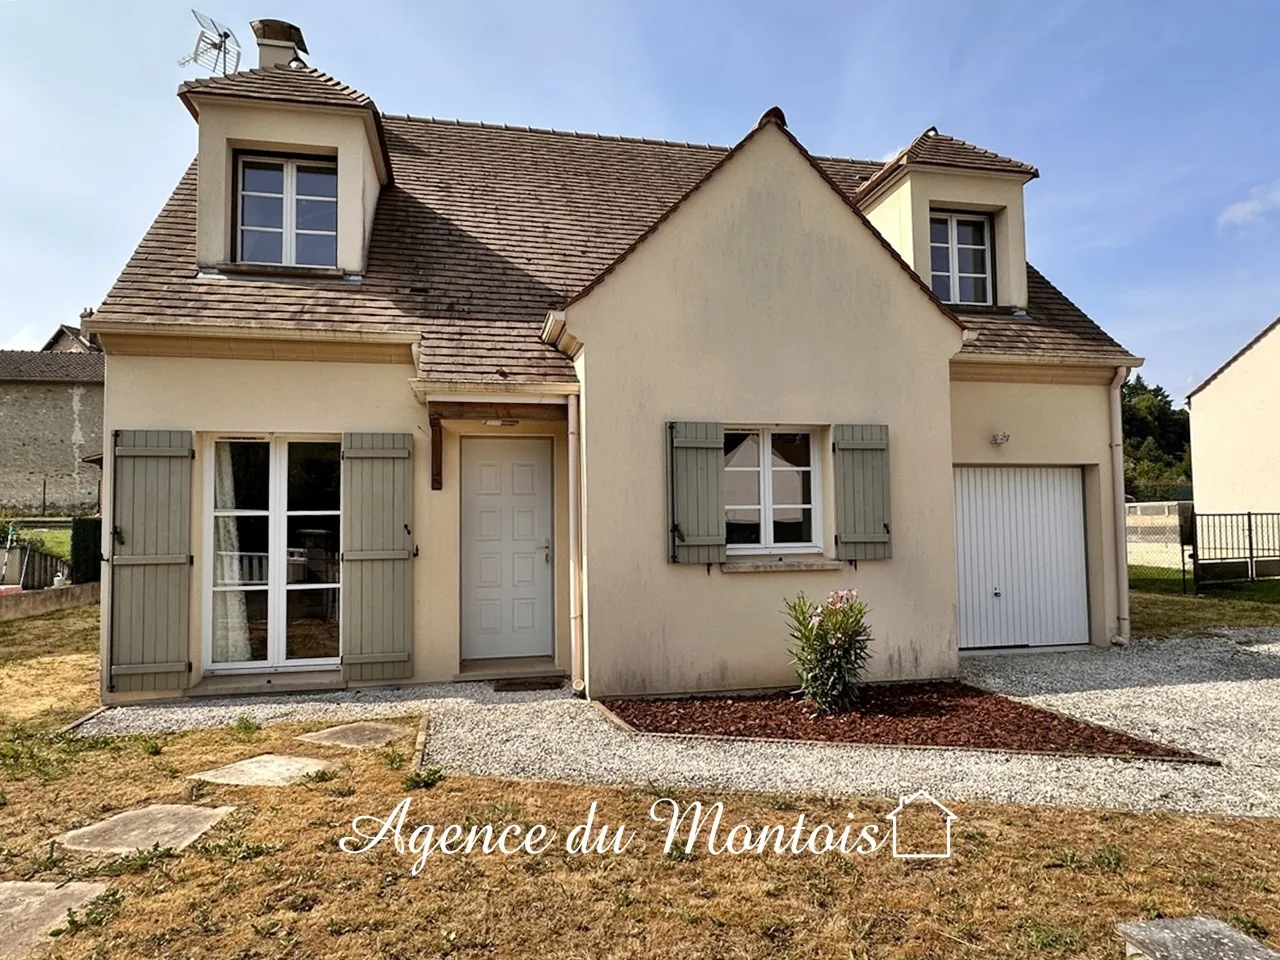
xmin=188 ymin=754 xmax=334 ymax=786
xmin=296 ymin=721 xmax=405 ymax=750
xmin=0 ymin=881 xmax=107 ymax=959
xmin=55 ymin=804 xmax=236 ymax=855
xmin=1117 ymin=916 xmax=1279 ymax=959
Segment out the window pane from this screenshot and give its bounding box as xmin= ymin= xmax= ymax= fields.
xmin=771 ymin=469 xmax=812 ymax=507
xmin=242 ymin=194 xmax=283 ymax=228
xmin=931 ymin=274 xmax=951 ymax=301
xmin=930 ymin=246 xmax=951 ymax=273
xmin=241 ymin=228 xmax=283 ymax=263
xmin=770 ymin=432 xmax=810 ymax=469
xmin=958 ymin=275 xmax=989 ymax=304
xmin=724 ymin=469 xmax=760 ymax=507
xmin=296 ymin=233 xmax=338 ymax=266
xmin=723 ymin=432 xmax=759 ymax=468
xmin=214 ymin=516 xmax=270 ymax=586
xmin=726 ymin=508 xmax=761 ymax=545
xmin=212 ymin=590 xmax=268 ymax=663
xmin=286 ymin=588 xmax=339 ymax=660
xmin=956 ymin=219 xmax=986 ymax=246
xmin=214 ymin=441 xmax=270 ymax=510
xmin=288 ymin=442 xmax=340 ymax=511
xmin=242 ymin=162 xmax=284 ymax=194
xmin=957 ymin=247 xmax=987 ymax=276
xmin=930 ymin=218 xmax=949 ymax=243
xmin=296 ymin=197 xmax=337 ymax=232
xmin=773 ymin=507 xmax=813 ymax=544
xmin=287 ymin=515 xmax=340 ymax=585
xmin=296 ymin=166 xmax=337 ymax=198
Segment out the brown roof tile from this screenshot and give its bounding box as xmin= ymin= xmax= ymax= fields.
xmin=0 ymin=351 xmax=105 ymax=383
xmin=96 ymin=112 xmax=1129 ymax=384
xmin=178 ymin=64 xmax=373 ymax=110
xmin=858 ymin=127 xmax=1038 ymax=200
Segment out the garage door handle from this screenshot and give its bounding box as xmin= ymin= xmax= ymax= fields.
xmin=993 ymin=587 xmax=1001 ymax=598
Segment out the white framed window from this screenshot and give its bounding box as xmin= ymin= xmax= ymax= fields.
xmin=724 ymin=428 xmax=821 ymax=554
xmin=237 ymin=156 xmax=338 ymax=267
xmin=205 ymin=435 xmax=342 ymax=673
xmin=929 ymin=213 xmax=992 ymax=306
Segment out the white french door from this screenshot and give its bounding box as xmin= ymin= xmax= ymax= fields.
xmin=205 ymin=436 xmax=342 ymax=672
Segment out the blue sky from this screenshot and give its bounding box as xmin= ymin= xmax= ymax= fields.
xmin=2 ymin=0 xmax=1278 ymax=399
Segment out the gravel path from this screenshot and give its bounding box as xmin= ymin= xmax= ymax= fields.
xmin=79 ymin=630 xmax=1280 ymax=816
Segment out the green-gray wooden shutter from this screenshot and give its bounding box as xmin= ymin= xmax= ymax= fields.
xmin=108 ymin=430 xmax=193 ymax=693
xmin=342 ymin=433 xmax=414 ymax=681
xmin=666 ymin=421 xmax=726 ymax=563
xmin=834 ymin=424 xmax=892 ymax=561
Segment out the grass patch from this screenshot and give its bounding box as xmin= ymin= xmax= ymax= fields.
xmin=1130 ymin=589 xmax=1280 ymax=637
xmin=51 ymin=889 xmax=125 ymax=937
xmin=402 ymin=765 xmax=445 ymax=790
xmin=1227 ymin=913 xmax=1270 ymax=940
xmin=17 ymin=528 xmax=73 ymax=561
xmin=230 ymin=715 xmax=261 ymax=740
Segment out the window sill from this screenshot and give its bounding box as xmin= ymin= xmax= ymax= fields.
xmin=720 ymin=557 xmax=846 ymax=573
xmin=213 ymin=261 xmax=349 ymax=280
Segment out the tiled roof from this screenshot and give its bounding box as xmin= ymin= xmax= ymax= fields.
xmin=96 ymin=113 xmax=1131 ymax=384
xmin=858 ymin=127 xmax=1038 ymax=200
xmin=0 ymin=351 xmax=105 ymax=383
xmin=955 ymin=266 xmax=1133 ymax=362
xmin=178 ymin=64 xmax=373 ymax=110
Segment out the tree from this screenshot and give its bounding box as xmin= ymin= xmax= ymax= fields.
xmin=1122 ymin=374 xmax=1191 ymax=501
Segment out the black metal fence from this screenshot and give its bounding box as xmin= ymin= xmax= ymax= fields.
xmin=1126 ymin=503 xmax=1280 ymax=592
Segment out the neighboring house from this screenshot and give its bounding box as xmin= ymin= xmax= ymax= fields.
xmin=0 ymin=334 xmax=105 ymax=516
xmin=1188 ymin=316 xmax=1280 ymax=514
xmin=86 ymin=19 xmax=1140 ymax=704
xmin=43 ymin=319 xmax=101 ymax=353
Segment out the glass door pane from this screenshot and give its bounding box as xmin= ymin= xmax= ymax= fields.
xmin=284 ymin=441 xmax=341 ymax=661
xmin=211 ymin=441 xmax=271 ymax=664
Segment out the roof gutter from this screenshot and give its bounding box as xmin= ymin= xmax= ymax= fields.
xmin=82 ymin=318 xmax=421 ymax=344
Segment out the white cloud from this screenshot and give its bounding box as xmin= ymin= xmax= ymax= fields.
xmin=1218 ymin=178 xmax=1280 ymax=229
xmin=0 ymin=324 xmax=43 ymax=350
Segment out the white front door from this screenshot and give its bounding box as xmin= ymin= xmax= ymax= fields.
xmin=460 ymin=437 xmax=554 ymax=660
xmin=954 ymin=466 xmax=1090 ymax=649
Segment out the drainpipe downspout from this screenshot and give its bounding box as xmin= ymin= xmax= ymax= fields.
xmin=1110 ymin=366 xmax=1131 ymax=644
xmin=568 ymin=394 xmax=585 ymax=694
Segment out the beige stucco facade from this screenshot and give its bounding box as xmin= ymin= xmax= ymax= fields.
xmin=563 ymin=124 xmax=965 ymax=697
xmin=950 ymin=372 xmax=1123 ymax=646
xmin=98 ymin=353 xmax=572 ymax=703
xmin=1190 ymin=322 xmax=1280 ymax=513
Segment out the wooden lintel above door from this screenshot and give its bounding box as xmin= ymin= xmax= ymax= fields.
xmin=428 ymin=402 xmax=567 ymax=422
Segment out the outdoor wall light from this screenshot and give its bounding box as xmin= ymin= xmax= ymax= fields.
xmin=990 ymin=432 xmax=1011 ymax=446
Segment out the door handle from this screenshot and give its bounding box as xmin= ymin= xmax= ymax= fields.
xmin=540 ymin=538 xmax=551 ymax=564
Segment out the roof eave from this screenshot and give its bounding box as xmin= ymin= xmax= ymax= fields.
xmin=1187 ymin=315 xmax=1280 ymax=400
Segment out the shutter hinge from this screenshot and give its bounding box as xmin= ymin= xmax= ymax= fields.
xmin=884 ymin=523 xmax=891 ymax=535
xmin=187 ymin=661 xmax=193 ymax=673
xmin=671 ymin=523 xmax=686 ymax=543
xmin=188 ymin=555 xmax=194 ymax=566
xmin=190 ymin=449 xmax=196 ymax=460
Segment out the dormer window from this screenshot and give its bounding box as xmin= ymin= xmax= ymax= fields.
xmin=930 ymin=213 xmax=992 ymax=306
xmin=237 ymin=156 xmax=337 ymax=267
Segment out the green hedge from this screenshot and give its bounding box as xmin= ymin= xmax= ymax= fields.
xmin=70 ymin=516 xmax=102 ymax=584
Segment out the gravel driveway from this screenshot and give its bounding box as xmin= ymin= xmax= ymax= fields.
xmin=79 ymin=630 xmax=1280 ymax=816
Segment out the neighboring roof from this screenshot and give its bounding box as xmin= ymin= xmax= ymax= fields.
xmin=1187 ymin=316 xmax=1280 ymax=400
xmin=955 ymin=266 xmax=1135 ymax=363
xmin=0 ymin=351 xmax=105 ymax=383
xmin=178 ymin=63 xmax=373 ymax=111
xmin=96 ymin=107 xmax=1129 ymax=384
xmin=858 ymin=127 xmax=1038 ymax=200
xmin=40 ymin=324 xmax=100 ymax=352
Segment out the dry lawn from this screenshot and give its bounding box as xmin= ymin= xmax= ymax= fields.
xmin=0 ymin=605 xmax=99 ymax=729
xmin=0 ymin=605 xmax=1277 ymax=959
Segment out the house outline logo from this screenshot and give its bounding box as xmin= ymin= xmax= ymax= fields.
xmin=885 ymin=790 xmax=958 ymax=859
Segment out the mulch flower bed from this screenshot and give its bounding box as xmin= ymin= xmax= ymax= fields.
xmin=602 ymin=682 xmax=1208 ymax=762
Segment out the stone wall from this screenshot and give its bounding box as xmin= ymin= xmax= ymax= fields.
xmin=0 ymin=381 xmax=104 ymax=514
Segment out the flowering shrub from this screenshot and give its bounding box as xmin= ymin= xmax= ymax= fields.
xmin=783 ymin=589 xmax=873 ymax=714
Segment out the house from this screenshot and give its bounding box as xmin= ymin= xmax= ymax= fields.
xmin=0 ymin=324 xmax=105 ymax=516
xmin=1188 ymin=316 xmax=1280 ymax=513
xmin=85 ymin=19 xmax=1139 ymax=704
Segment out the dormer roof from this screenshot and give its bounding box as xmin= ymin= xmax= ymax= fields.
xmin=178 ymin=63 xmax=373 ymax=113
xmin=858 ymin=127 xmax=1038 ymax=200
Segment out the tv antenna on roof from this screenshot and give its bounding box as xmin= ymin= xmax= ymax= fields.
xmin=178 ymin=9 xmax=241 ymax=75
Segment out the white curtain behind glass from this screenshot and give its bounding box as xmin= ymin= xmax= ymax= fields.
xmin=214 ymin=442 xmax=252 ymax=662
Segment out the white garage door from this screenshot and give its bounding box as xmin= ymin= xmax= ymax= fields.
xmin=954 ymin=467 xmax=1089 ymax=649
